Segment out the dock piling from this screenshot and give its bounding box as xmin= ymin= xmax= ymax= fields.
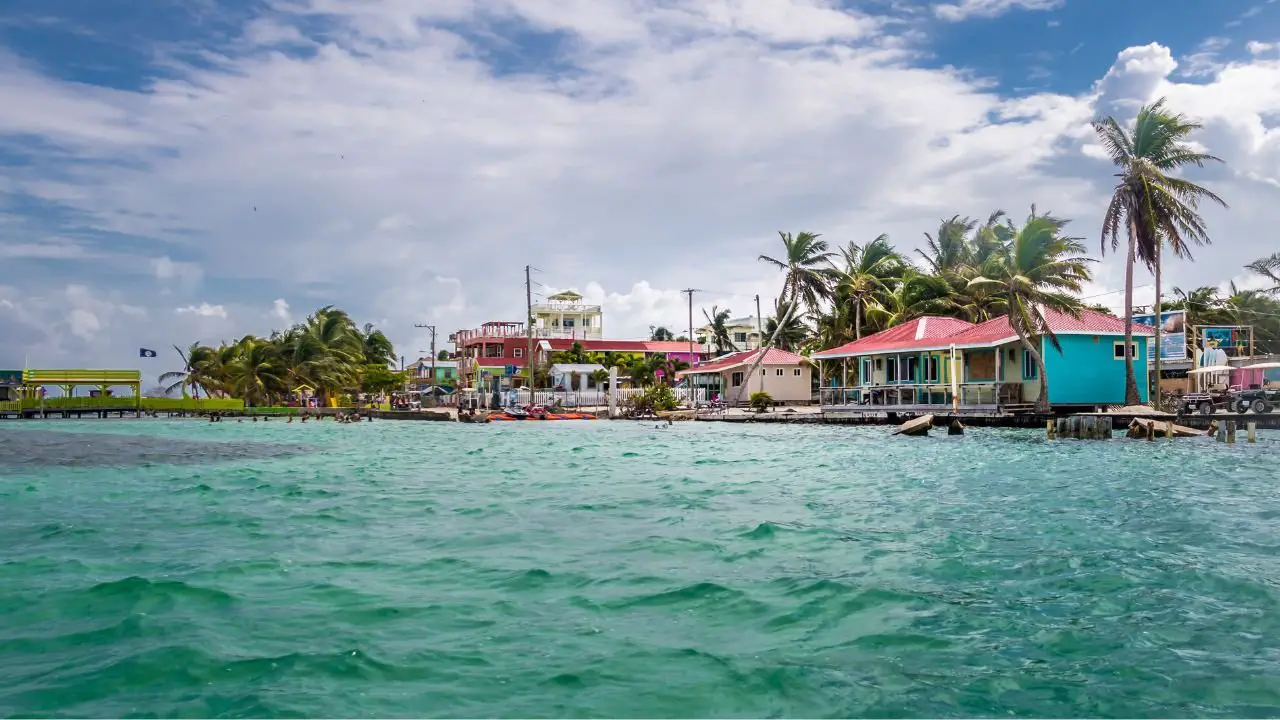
xmin=1248 ymin=421 xmax=1258 ymax=443
xmin=1046 ymin=419 xmax=1055 ymax=439
xmin=1227 ymin=420 xmax=1237 ymax=445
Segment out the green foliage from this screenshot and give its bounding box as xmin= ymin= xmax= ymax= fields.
xmin=360 ymin=364 xmax=405 ymax=395
xmin=162 ymin=307 xmax=396 ymax=405
xmin=625 ymin=384 xmax=678 ymax=416
xmin=749 ymin=391 xmax=773 ymax=413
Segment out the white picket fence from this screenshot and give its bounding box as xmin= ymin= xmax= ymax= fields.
xmin=500 ymin=387 xmax=709 ymax=408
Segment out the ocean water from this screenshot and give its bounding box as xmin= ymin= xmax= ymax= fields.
xmin=2 ymin=418 xmax=1280 ymax=718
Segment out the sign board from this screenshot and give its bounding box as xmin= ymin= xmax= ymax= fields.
xmin=0 ymin=370 xmax=23 ymax=386
xmin=1132 ymin=310 xmax=1187 ymax=361
xmin=504 ymin=364 xmax=517 ymax=376
xmin=1201 ymin=326 xmax=1251 ymax=358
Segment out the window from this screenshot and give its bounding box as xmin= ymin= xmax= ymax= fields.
xmin=1022 ymin=349 xmax=1038 ymax=380
xmin=776 ymin=368 xmax=784 ymax=376
xmin=734 ymin=332 xmax=748 ymax=343
xmin=582 ymin=318 xmax=590 ymax=327
xmin=1113 ymin=342 xmax=1137 ymax=359
xmin=485 ymin=344 xmax=504 ymax=358
xmin=761 ymin=368 xmax=767 ymax=376
xmin=731 ymin=371 xmax=744 ymax=386
xmin=905 ymin=356 xmax=919 ymax=383
xmin=924 ymin=356 xmax=940 ymax=383
xmin=861 ymin=358 xmax=872 ymax=385
xmin=564 ymin=318 xmax=575 ymax=328
xmin=793 ymin=368 xmax=802 ymax=377
xmin=514 ymin=347 xmax=523 ymax=358
xmin=886 ymin=358 xmax=898 ymax=383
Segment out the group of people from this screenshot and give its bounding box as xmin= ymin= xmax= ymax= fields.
xmin=204 ymin=411 xmax=373 ymax=423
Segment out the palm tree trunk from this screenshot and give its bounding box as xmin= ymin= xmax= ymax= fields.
xmin=1153 ymin=239 xmax=1162 ymax=410
xmin=1123 ymin=224 xmax=1141 ymax=405
xmin=854 ymin=298 xmax=862 ymax=340
xmin=731 ymin=298 xmax=799 ymax=405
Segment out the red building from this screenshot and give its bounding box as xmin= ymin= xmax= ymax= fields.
xmin=452 ymin=321 xmax=703 ymax=388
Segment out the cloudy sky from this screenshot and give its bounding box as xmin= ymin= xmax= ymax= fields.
xmin=1 ymin=0 xmax=1277 ymax=374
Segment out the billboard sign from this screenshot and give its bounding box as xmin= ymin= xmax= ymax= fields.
xmin=1201 ymin=326 xmax=1251 ymax=358
xmin=1132 ymin=310 xmax=1187 ymax=361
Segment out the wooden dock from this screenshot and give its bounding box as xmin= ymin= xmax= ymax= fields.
xmin=700 ymin=410 xmax=1280 ymax=430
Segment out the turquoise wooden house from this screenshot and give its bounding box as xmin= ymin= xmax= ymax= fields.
xmin=812 ymin=308 xmax=1152 ymax=413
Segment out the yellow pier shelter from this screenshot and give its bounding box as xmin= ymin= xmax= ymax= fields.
xmin=22 ymin=369 xmax=142 ymax=410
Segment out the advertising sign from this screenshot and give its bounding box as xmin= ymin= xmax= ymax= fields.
xmin=1201 ymin=326 xmax=1251 ymax=358
xmin=0 ymin=370 xmax=23 ymax=386
xmin=1132 ymin=310 xmax=1187 ymax=361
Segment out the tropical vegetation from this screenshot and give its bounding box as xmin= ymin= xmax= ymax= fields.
xmin=160 ymin=306 xmax=400 ymax=406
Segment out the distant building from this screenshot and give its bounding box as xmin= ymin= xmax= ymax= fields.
xmin=696 ymin=315 xmax=765 ymax=354
xmin=676 ymin=348 xmax=812 ymax=405
xmin=531 ymin=290 xmax=602 ymax=340
xmin=406 ymin=358 xmax=458 ymax=389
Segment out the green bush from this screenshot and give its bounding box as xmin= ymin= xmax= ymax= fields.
xmin=749 ymin=391 xmax=773 ymax=413
xmin=625 ymin=385 xmax=679 ymax=416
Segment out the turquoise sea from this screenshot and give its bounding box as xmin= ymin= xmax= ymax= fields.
xmin=2 ymin=418 xmax=1280 ymax=718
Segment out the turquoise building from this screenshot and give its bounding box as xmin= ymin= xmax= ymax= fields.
xmin=812 ymin=308 xmax=1151 ymax=412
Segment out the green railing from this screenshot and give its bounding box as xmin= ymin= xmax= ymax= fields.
xmin=0 ymin=400 xmax=20 ymax=414
xmin=24 ymin=396 xmax=137 ymax=410
xmin=140 ymin=397 xmax=244 ymax=412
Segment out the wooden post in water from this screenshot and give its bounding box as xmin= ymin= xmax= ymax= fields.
xmin=1101 ymin=416 xmax=1113 ymax=439
xmin=1082 ymin=416 xmax=1096 ymax=439
xmin=1046 ymin=419 xmax=1055 ymax=439
xmin=1145 ymin=419 xmax=1155 ymax=441
xmin=1227 ymin=420 xmax=1237 ymax=445
xmin=1217 ymin=422 xmax=1227 ymax=443
xmin=1248 ymin=421 xmax=1258 ymax=443
xmin=1164 ymin=421 xmax=1174 ymax=439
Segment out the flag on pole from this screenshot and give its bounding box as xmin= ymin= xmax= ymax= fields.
xmin=139 ymin=348 xmax=158 ymax=358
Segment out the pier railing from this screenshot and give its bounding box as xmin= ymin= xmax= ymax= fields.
xmin=819 ymin=382 xmax=1002 ymax=411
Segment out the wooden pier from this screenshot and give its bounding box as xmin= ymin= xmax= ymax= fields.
xmin=700 ymin=409 xmax=1280 ymax=431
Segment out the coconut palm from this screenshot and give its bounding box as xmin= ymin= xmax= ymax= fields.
xmin=1246 ymin=253 xmax=1280 ymax=293
xmin=764 ymin=300 xmax=810 ymax=352
xmin=159 ymin=342 xmax=216 ymax=398
xmin=918 ymin=215 xmax=979 ymax=275
xmin=966 ymin=208 xmax=1093 ymax=412
xmin=834 ymin=234 xmax=905 ymax=340
xmin=734 ymin=231 xmax=834 ymax=402
xmin=701 ymin=306 xmax=735 ymax=355
xmin=227 ymin=338 xmax=285 ymax=406
xmin=649 ymin=326 xmax=675 ymax=341
xmin=864 ymin=270 xmax=954 ymax=331
xmin=360 ymin=323 xmax=395 ymax=366
xmin=1094 ymin=97 xmax=1227 ymax=405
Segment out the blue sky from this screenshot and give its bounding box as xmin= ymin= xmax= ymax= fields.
xmin=0 ymin=0 xmax=1277 ymax=376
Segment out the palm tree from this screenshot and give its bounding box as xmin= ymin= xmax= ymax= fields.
xmin=1246 ymin=253 xmax=1280 ymax=293
xmin=835 ymin=234 xmax=905 ymax=340
xmin=734 ymin=231 xmax=833 ymax=402
xmin=864 ymin=270 xmax=954 ymax=331
xmin=624 ymin=354 xmax=663 ymax=387
xmin=702 ymin=306 xmax=734 ymax=354
xmin=227 ymin=338 xmax=285 ymax=406
xmin=360 ymin=323 xmax=395 ymax=366
xmin=764 ymin=300 xmax=809 ymax=352
xmin=966 ymin=208 xmax=1093 ymax=413
xmin=159 ymin=342 xmax=216 ymax=398
xmin=649 ymin=326 xmax=675 ymax=341
xmin=1095 ymin=97 xmax=1227 ymax=405
xmin=918 ymin=215 xmax=979 ymax=275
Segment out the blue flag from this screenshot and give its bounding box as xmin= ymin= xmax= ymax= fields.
xmin=139 ymin=348 xmax=157 ymax=358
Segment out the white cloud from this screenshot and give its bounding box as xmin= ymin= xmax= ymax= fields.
xmin=1247 ymin=41 xmax=1278 ymax=56
xmin=1179 ymin=36 xmax=1231 ymax=78
xmin=175 ymin=302 xmax=228 ymax=318
xmin=0 ymin=2 xmax=1277 ymax=369
xmin=933 ymin=0 xmax=1062 ymax=22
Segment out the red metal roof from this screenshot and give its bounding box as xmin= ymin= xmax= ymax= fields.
xmin=811 ymin=316 xmax=975 ymax=359
xmin=677 ymin=348 xmax=807 ymax=375
xmin=544 ymin=339 xmax=698 ymax=354
xmin=813 ymin=309 xmax=1153 ymax=358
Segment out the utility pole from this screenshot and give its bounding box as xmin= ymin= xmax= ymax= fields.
xmin=682 ymin=289 xmax=699 ymax=397
xmin=415 ymin=323 xmax=437 ymax=402
xmin=755 ymin=294 xmax=763 ymax=348
xmin=526 ymin=265 xmax=535 ymax=392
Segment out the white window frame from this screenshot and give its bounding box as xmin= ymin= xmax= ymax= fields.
xmin=1113 ymin=342 xmax=1137 ymax=360
xmin=513 ymin=347 xmax=523 ymax=358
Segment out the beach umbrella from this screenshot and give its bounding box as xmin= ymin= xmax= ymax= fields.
xmin=1240 ymin=362 xmax=1280 ymax=370
xmin=1188 ymin=365 xmax=1233 ymax=374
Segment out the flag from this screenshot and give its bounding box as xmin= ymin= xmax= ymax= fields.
xmin=139 ymin=348 xmax=157 ymax=358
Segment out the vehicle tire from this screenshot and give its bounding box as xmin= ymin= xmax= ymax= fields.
xmin=1237 ymin=401 xmax=1251 ymax=414
xmin=1253 ymin=399 xmax=1270 ymax=414
xmin=1197 ymin=401 xmax=1214 ymax=416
